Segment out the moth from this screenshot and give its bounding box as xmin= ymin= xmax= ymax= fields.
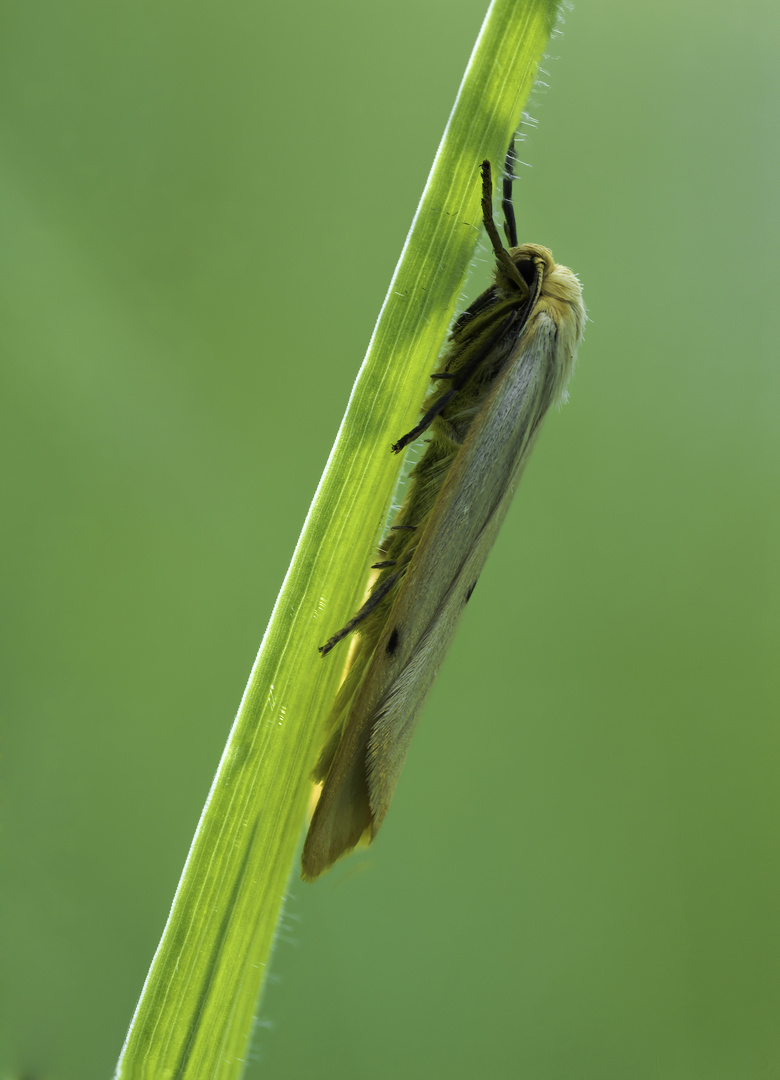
xmin=302 ymin=144 xmax=585 ymax=880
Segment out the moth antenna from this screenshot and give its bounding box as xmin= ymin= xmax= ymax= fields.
xmin=480 ymin=160 xmax=528 ymax=297
xmin=502 ymin=139 xmax=518 ymax=248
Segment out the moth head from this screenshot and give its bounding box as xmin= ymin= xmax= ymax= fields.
xmin=525 ymin=244 xmax=585 ymax=336
xmin=495 ymin=243 xmax=553 ymax=299
xmin=500 ymin=244 xmax=584 ymax=329
xmin=513 ymin=243 xmax=587 ymax=400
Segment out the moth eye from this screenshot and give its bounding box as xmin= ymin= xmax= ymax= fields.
xmin=515 ymin=259 xmax=536 ymax=287
xmin=386 ymin=627 xmax=400 ymax=656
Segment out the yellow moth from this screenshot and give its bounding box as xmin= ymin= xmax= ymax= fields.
xmin=302 ymin=145 xmax=585 ymax=880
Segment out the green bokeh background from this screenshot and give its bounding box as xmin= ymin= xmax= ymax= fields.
xmin=3 ymin=1 xmax=778 ymax=1077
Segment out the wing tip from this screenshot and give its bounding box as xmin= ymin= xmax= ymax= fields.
xmin=301 ymin=761 xmax=374 ymax=881
xmin=301 ymin=808 xmax=372 ymax=882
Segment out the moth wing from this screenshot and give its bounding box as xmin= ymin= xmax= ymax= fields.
xmin=302 ymin=560 xmax=483 ymax=881
xmin=311 ymin=635 xmax=371 ymax=782
xmin=303 ymin=312 xmax=569 ymax=878
xmin=301 ymin=676 xmax=376 ymax=880
xmin=365 ymin=504 xmax=509 ymax=828
xmin=365 ymin=311 xmax=568 ymax=827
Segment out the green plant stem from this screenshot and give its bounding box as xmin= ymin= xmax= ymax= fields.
xmin=115 ymin=1 xmax=560 ymax=1076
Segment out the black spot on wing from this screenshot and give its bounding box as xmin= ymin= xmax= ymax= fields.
xmin=465 ymin=580 xmax=478 ymax=604
xmin=386 ymin=627 xmax=399 ymax=656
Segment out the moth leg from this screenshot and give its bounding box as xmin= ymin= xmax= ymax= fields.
xmin=391 ymin=387 xmax=457 ymax=454
xmin=319 ymin=569 xmax=402 ymax=656
xmin=392 ymin=310 xmax=518 ymax=454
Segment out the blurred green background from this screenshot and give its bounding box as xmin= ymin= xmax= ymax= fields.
xmin=2 ymin=0 xmax=778 ymax=1077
